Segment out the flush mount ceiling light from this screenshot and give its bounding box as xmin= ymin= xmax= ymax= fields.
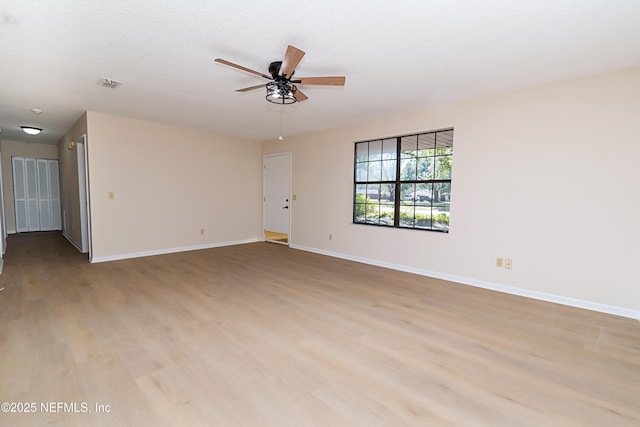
xmin=21 ymin=126 xmax=42 ymax=135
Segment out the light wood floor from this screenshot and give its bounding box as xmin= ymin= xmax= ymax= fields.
xmin=0 ymin=232 xmax=638 ymax=426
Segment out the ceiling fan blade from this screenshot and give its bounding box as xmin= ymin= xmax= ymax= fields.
xmin=236 ymin=84 xmax=266 ymax=93
xmin=214 ymin=58 xmax=271 ymax=80
xmin=279 ymin=45 xmax=305 ymax=78
xmin=294 ymin=88 xmax=308 ymax=102
xmin=296 ymin=76 xmax=346 ymax=86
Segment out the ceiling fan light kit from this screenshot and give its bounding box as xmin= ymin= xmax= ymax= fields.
xmin=266 ymin=81 xmax=297 ymax=104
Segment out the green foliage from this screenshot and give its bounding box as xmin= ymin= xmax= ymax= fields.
xmin=399 ymin=211 xmax=450 ymax=226
xmin=354 ymin=194 xmax=376 ymax=217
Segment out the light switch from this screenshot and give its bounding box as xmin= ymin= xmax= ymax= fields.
xmin=108 ymin=192 xmax=115 ymax=200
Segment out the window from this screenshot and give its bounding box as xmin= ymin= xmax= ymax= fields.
xmin=353 ymin=128 xmax=453 ymax=232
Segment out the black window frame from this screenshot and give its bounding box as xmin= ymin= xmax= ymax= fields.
xmin=353 ymin=128 xmax=453 ymax=233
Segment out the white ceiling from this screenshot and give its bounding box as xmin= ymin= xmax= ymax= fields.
xmin=2 ymin=0 xmax=640 ymax=144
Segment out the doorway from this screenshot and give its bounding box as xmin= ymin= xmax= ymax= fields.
xmin=264 ymin=153 xmax=291 ymax=245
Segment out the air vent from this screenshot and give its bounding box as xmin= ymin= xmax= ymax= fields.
xmin=98 ymin=78 xmax=122 ymax=89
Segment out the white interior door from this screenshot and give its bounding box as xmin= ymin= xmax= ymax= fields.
xmin=264 ymin=153 xmax=291 ymax=244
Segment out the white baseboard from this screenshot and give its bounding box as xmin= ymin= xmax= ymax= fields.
xmin=290 ymin=244 xmax=640 ymax=321
xmin=91 ymin=238 xmax=262 ymax=263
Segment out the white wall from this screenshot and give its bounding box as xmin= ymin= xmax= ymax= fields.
xmin=263 ymin=66 xmax=640 ymax=318
xmin=86 ymin=111 xmax=263 ymax=261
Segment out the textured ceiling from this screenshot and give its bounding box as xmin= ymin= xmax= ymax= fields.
xmin=1 ymin=0 xmax=640 ymax=144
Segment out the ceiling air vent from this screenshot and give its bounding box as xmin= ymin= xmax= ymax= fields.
xmin=98 ymin=78 xmax=122 ymax=89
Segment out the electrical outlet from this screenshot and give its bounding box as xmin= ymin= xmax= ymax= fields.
xmin=108 ymin=191 xmax=114 ymax=200
xmin=329 ymin=233 xmax=332 ymax=240
xmin=200 ymin=228 xmax=205 ymax=235
xmin=505 ymin=258 xmax=513 ymax=269
xmin=496 ymin=257 xmax=504 ymax=268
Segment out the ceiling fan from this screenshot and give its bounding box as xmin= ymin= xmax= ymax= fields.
xmin=215 ymin=45 xmax=346 ymax=104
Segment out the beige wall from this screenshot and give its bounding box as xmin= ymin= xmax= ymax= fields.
xmin=58 ymin=113 xmax=88 ymax=250
xmin=85 ymin=111 xmax=263 ymax=260
xmin=263 ymin=66 xmax=640 ymax=315
xmin=0 ymin=139 xmax=59 ymax=233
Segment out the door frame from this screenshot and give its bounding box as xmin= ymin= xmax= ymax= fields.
xmin=263 ymin=152 xmax=291 ymax=245
xmin=76 ymin=135 xmax=92 ymax=260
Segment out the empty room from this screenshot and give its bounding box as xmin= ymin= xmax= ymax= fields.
xmin=1 ymin=1 xmax=639 ymax=426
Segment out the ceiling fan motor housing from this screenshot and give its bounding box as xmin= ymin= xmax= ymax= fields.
xmin=269 ymin=61 xmax=284 ymax=79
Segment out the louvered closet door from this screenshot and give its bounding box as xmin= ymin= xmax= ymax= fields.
xmin=38 ymin=159 xmax=52 ymax=230
xmin=25 ymin=158 xmax=40 ymax=231
xmin=48 ymin=160 xmax=61 ymax=230
xmin=12 ymin=157 xmax=28 ymax=232
xmin=12 ymin=157 xmax=62 ymax=233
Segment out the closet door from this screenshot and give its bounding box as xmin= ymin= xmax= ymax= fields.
xmin=48 ymin=160 xmax=61 ymax=230
xmin=12 ymin=157 xmax=61 ymax=233
xmin=12 ymin=157 xmax=28 ymax=232
xmin=25 ymin=158 xmax=40 ymax=231
xmin=38 ymin=159 xmax=52 ymax=230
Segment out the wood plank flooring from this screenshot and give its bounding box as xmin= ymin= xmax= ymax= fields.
xmin=1 ymin=232 xmax=639 ymax=426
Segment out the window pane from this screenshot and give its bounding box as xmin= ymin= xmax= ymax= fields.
xmin=436 ymin=129 xmax=454 ymax=150
xmin=380 ymin=184 xmax=394 ymax=203
xmin=433 ymin=182 xmax=451 ymax=231
xmin=400 ymin=158 xmax=416 ymax=181
xmin=379 ymin=188 xmax=395 ymax=226
xmin=436 ymin=146 xmax=453 ymax=155
xmin=435 ymin=155 xmax=452 ymax=179
xmin=368 ymin=161 xmax=381 ymax=181
xmin=416 ymin=157 xmax=433 ymax=180
xmin=401 ymin=183 xmax=416 ymax=202
xmin=356 ymin=142 xmax=368 ymax=162
xmin=354 ymin=204 xmax=366 ymax=223
xmin=433 ymin=182 xmax=451 ymax=203
xmin=415 ymin=204 xmax=433 ymax=229
xmin=432 ymin=209 xmax=449 ymax=231
xmin=366 ymin=183 xmax=380 ymax=200
xmin=401 ymin=136 xmax=417 ymax=159
xmin=382 ymin=139 xmax=397 ymax=159
xmin=399 ymin=205 xmax=415 ymax=227
xmin=369 ymin=140 xmax=382 ymax=161
xmin=355 ymin=184 xmax=367 ymax=198
xmin=381 ymin=160 xmax=396 ymax=181
xmin=415 ymin=183 xmax=433 ymax=203
xmin=355 ymin=163 xmax=368 ymax=181
xmin=418 ymin=133 xmax=435 ymax=157
xmin=366 ymin=204 xmax=380 ymax=224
